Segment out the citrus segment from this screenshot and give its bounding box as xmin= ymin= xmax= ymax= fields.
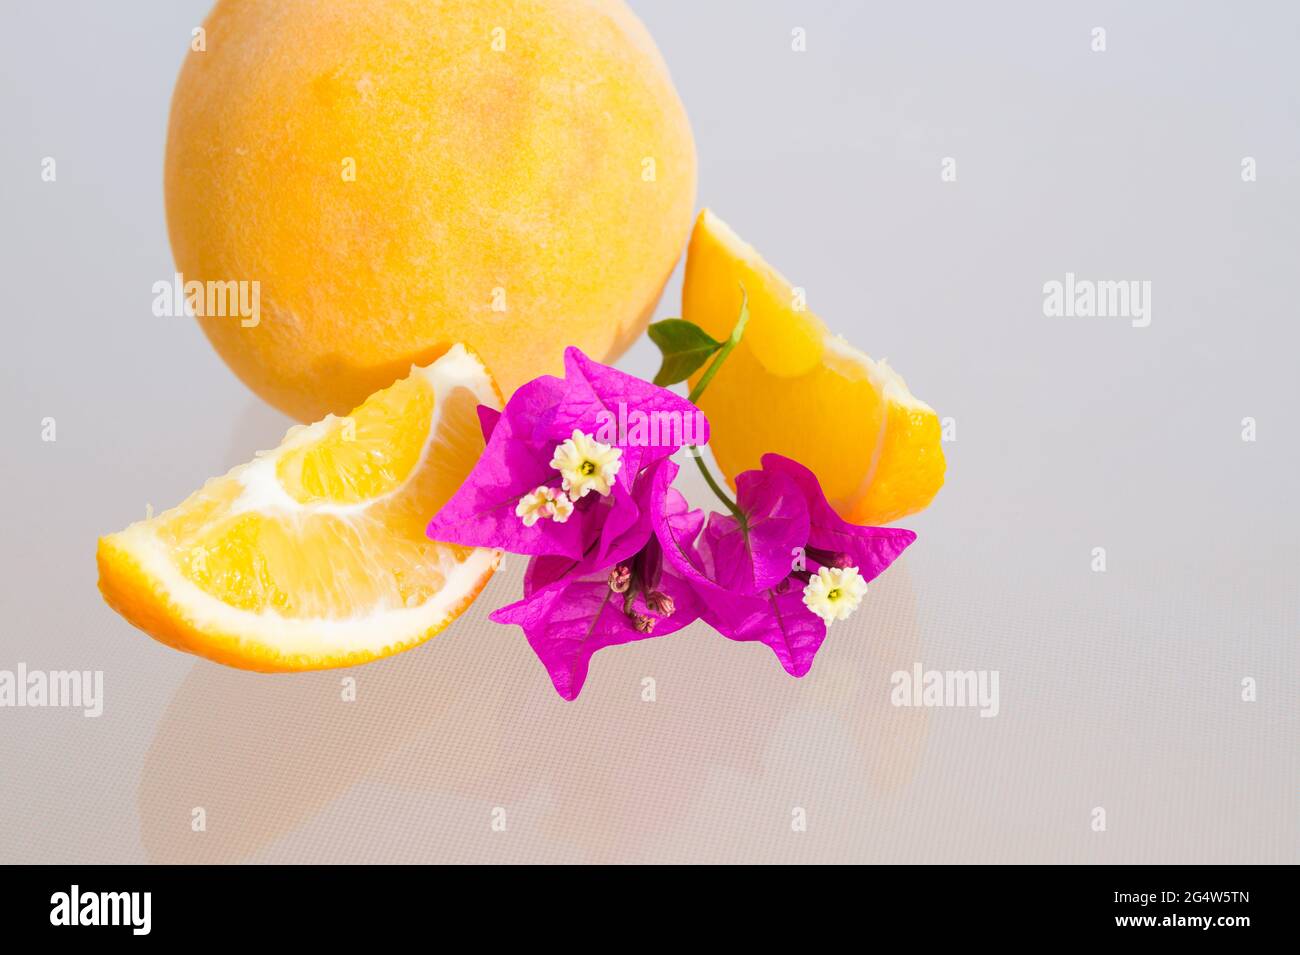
xmin=97 ymin=345 xmax=502 ymax=671
xmin=683 ymin=210 xmax=945 ymax=526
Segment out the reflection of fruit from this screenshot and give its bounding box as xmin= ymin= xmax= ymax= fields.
xmin=165 ymin=0 xmax=696 ymax=422
xmin=684 ymin=210 xmax=944 ymax=526
xmin=97 ymin=346 xmax=502 ymax=671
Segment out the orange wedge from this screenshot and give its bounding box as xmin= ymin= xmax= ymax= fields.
xmin=97 ymin=345 xmax=502 ymax=671
xmin=684 ymin=210 xmax=945 ymax=526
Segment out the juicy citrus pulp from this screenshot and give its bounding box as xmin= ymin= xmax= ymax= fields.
xmin=683 ymin=210 xmax=945 ymax=526
xmin=97 ymin=345 xmax=502 ymax=671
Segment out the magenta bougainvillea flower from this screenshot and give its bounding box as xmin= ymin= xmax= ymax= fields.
xmin=427 ymin=346 xmax=707 ymax=563
xmin=427 ymin=348 xmax=709 ymax=699
xmin=655 ymin=453 xmax=915 ymax=677
xmin=491 ymin=460 xmax=701 ymax=700
xmin=427 ymin=330 xmax=919 ymax=698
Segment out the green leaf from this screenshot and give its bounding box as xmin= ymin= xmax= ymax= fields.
xmin=648 ymin=319 xmax=723 ymax=386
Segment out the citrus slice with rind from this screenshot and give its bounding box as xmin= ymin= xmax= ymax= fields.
xmin=97 ymin=345 xmax=502 ymax=671
xmin=684 ymin=210 xmax=945 ymax=526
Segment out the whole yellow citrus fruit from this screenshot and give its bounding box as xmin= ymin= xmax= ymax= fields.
xmin=165 ymin=0 xmax=696 ymax=421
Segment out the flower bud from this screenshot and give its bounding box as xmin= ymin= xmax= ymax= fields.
xmin=646 ymin=591 xmax=675 ymax=617
xmin=632 ymin=614 xmax=656 ymax=634
xmin=607 ymin=564 xmax=632 ymax=594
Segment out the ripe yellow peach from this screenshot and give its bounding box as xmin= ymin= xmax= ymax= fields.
xmin=165 ymin=0 xmax=696 ymax=421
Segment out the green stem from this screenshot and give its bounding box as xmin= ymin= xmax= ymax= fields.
xmin=690 ymin=446 xmax=745 ymax=527
xmin=687 ymin=288 xmax=749 ymax=405
xmin=688 ymin=355 xmax=724 ymax=405
xmin=685 ymin=285 xmax=750 ymax=527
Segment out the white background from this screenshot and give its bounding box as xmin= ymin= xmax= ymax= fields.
xmin=1 ymin=0 xmax=1296 ymax=862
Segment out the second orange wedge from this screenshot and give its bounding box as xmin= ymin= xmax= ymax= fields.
xmin=684 ymin=210 xmax=945 ymax=526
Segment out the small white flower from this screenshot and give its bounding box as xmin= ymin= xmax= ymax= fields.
xmin=549 ymin=491 xmax=574 ymax=523
xmin=549 ymin=429 xmax=621 ymax=500
xmin=512 ymin=488 xmax=559 ymax=527
xmin=802 ymin=566 xmax=868 ymax=624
